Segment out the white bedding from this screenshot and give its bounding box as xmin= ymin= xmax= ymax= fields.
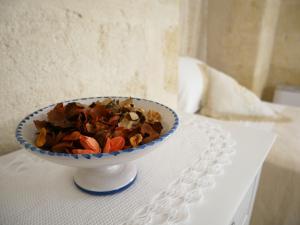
xmin=250 ymin=104 xmax=300 ymax=225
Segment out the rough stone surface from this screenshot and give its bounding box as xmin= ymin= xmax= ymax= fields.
xmin=206 ymin=0 xmax=266 ymax=89
xmin=0 ymin=0 xmax=179 ymax=155
xmin=180 ymin=0 xmax=300 ymax=101
xmin=263 ymin=0 xmax=300 ymax=100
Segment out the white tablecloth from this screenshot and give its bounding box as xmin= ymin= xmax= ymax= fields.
xmin=0 ymin=114 xmax=236 ymax=225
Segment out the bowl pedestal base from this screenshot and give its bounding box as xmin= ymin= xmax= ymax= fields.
xmin=73 ymin=162 xmax=137 ymax=195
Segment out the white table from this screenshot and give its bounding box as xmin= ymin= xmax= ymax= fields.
xmin=0 ymin=115 xmax=276 ymax=225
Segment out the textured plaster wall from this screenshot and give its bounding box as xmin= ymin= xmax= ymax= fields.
xmin=262 ymin=0 xmax=300 ymax=100
xmin=0 ymin=0 xmax=179 ymax=155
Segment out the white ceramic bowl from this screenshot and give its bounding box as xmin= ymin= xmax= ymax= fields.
xmin=16 ymin=97 xmax=179 ymax=195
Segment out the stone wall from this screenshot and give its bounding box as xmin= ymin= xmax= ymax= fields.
xmin=197 ymin=0 xmax=281 ymax=95
xmin=180 ymin=0 xmax=300 ymax=101
xmin=0 ymin=0 xmax=179 ymax=155
xmin=262 ymin=0 xmax=300 ymax=100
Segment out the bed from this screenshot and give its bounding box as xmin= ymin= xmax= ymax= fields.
xmin=251 ymin=104 xmax=300 ymax=225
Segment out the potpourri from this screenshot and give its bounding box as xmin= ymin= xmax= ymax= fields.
xmin=34 ymin=98 xmax=163 ymax=154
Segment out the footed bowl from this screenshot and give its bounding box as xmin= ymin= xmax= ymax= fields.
xmin=16 ymin=97 xmax=179 ymax=195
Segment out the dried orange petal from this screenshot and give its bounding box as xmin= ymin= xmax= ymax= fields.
xmin=79 ymin=135 xmax=101 ymax=152
xmin=35 ymin=127 xmax=47 ymax=147
xmin=63 ymin=131 xmax=81 ymax=141
xmin=103 ymin=137 xmax=111 ymax=153
xmin=103 ymin=136 xmax=125 ymax=153
xmin=110 ymin=136 xmax=125 ymax=152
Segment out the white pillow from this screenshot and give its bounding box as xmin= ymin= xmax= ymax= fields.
xmin=199 ymin=64 xmax=283 ymax=121
xmin=178 ymin=57 xmax=206 ymax=113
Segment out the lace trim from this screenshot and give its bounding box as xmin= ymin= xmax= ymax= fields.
xmin=122 ymin=121 xmax=236 ymax=225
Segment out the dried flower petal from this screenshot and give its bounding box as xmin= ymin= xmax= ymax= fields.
xmin=45 ymin=132 xmax=58 ymax=146
xmin=151 ymin=122 xmax=163 ymax=134
xmin=79 ymin=135 xmax=101 ymax=152
xmin=119 ymin=98 xmax=133 ymax=108
xmin=101 ymin=98 xmax=113 ymax=105
xmin=88 ymin=103 xmax=109 ymax=121
xmin=34 ymin=120 xmax=49 ymax=130
xmin=118 ymin=117 xmax=131 ymax=129
xmin=85 ymin=123 xmax=94 ymax=133
xmin=52 ymin=142 xmax=73 ymax=152
xmin=35 ymin=127 xmax=47 ymax=147
xmin=110 ymin=136 xmax=125 ymax=152
xmin=129 ymin=112 xmax=139 ymax=121
xmin=103 ymin=136 xmax=125 ymax=153
xmin=146 ymin=110 xmax=161 ymax=123
xmin=47 ymin=103 xmax=66 ymax=127
xmin=64 ymin=102 xmax=85 ymax=120
xmin=108 ymin=115 xmax=120 ymax=125
xmin=63 ymin=131 xmax=81 ymax=141
xmin=141 ymin=123 xmax=160 ymax=143
xmin=130 ymin=134 xmax=143 ymax=147
xmin=54 ymin=131 xmax=66 ymax=144
xmin=103 ymin=137 xmax=111 ymax=153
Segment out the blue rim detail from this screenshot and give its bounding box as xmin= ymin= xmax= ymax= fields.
xmin=73 ymin=174 xmax=137 ymax=195
xmin=15 ymin=96 xmax=179 ymax=159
